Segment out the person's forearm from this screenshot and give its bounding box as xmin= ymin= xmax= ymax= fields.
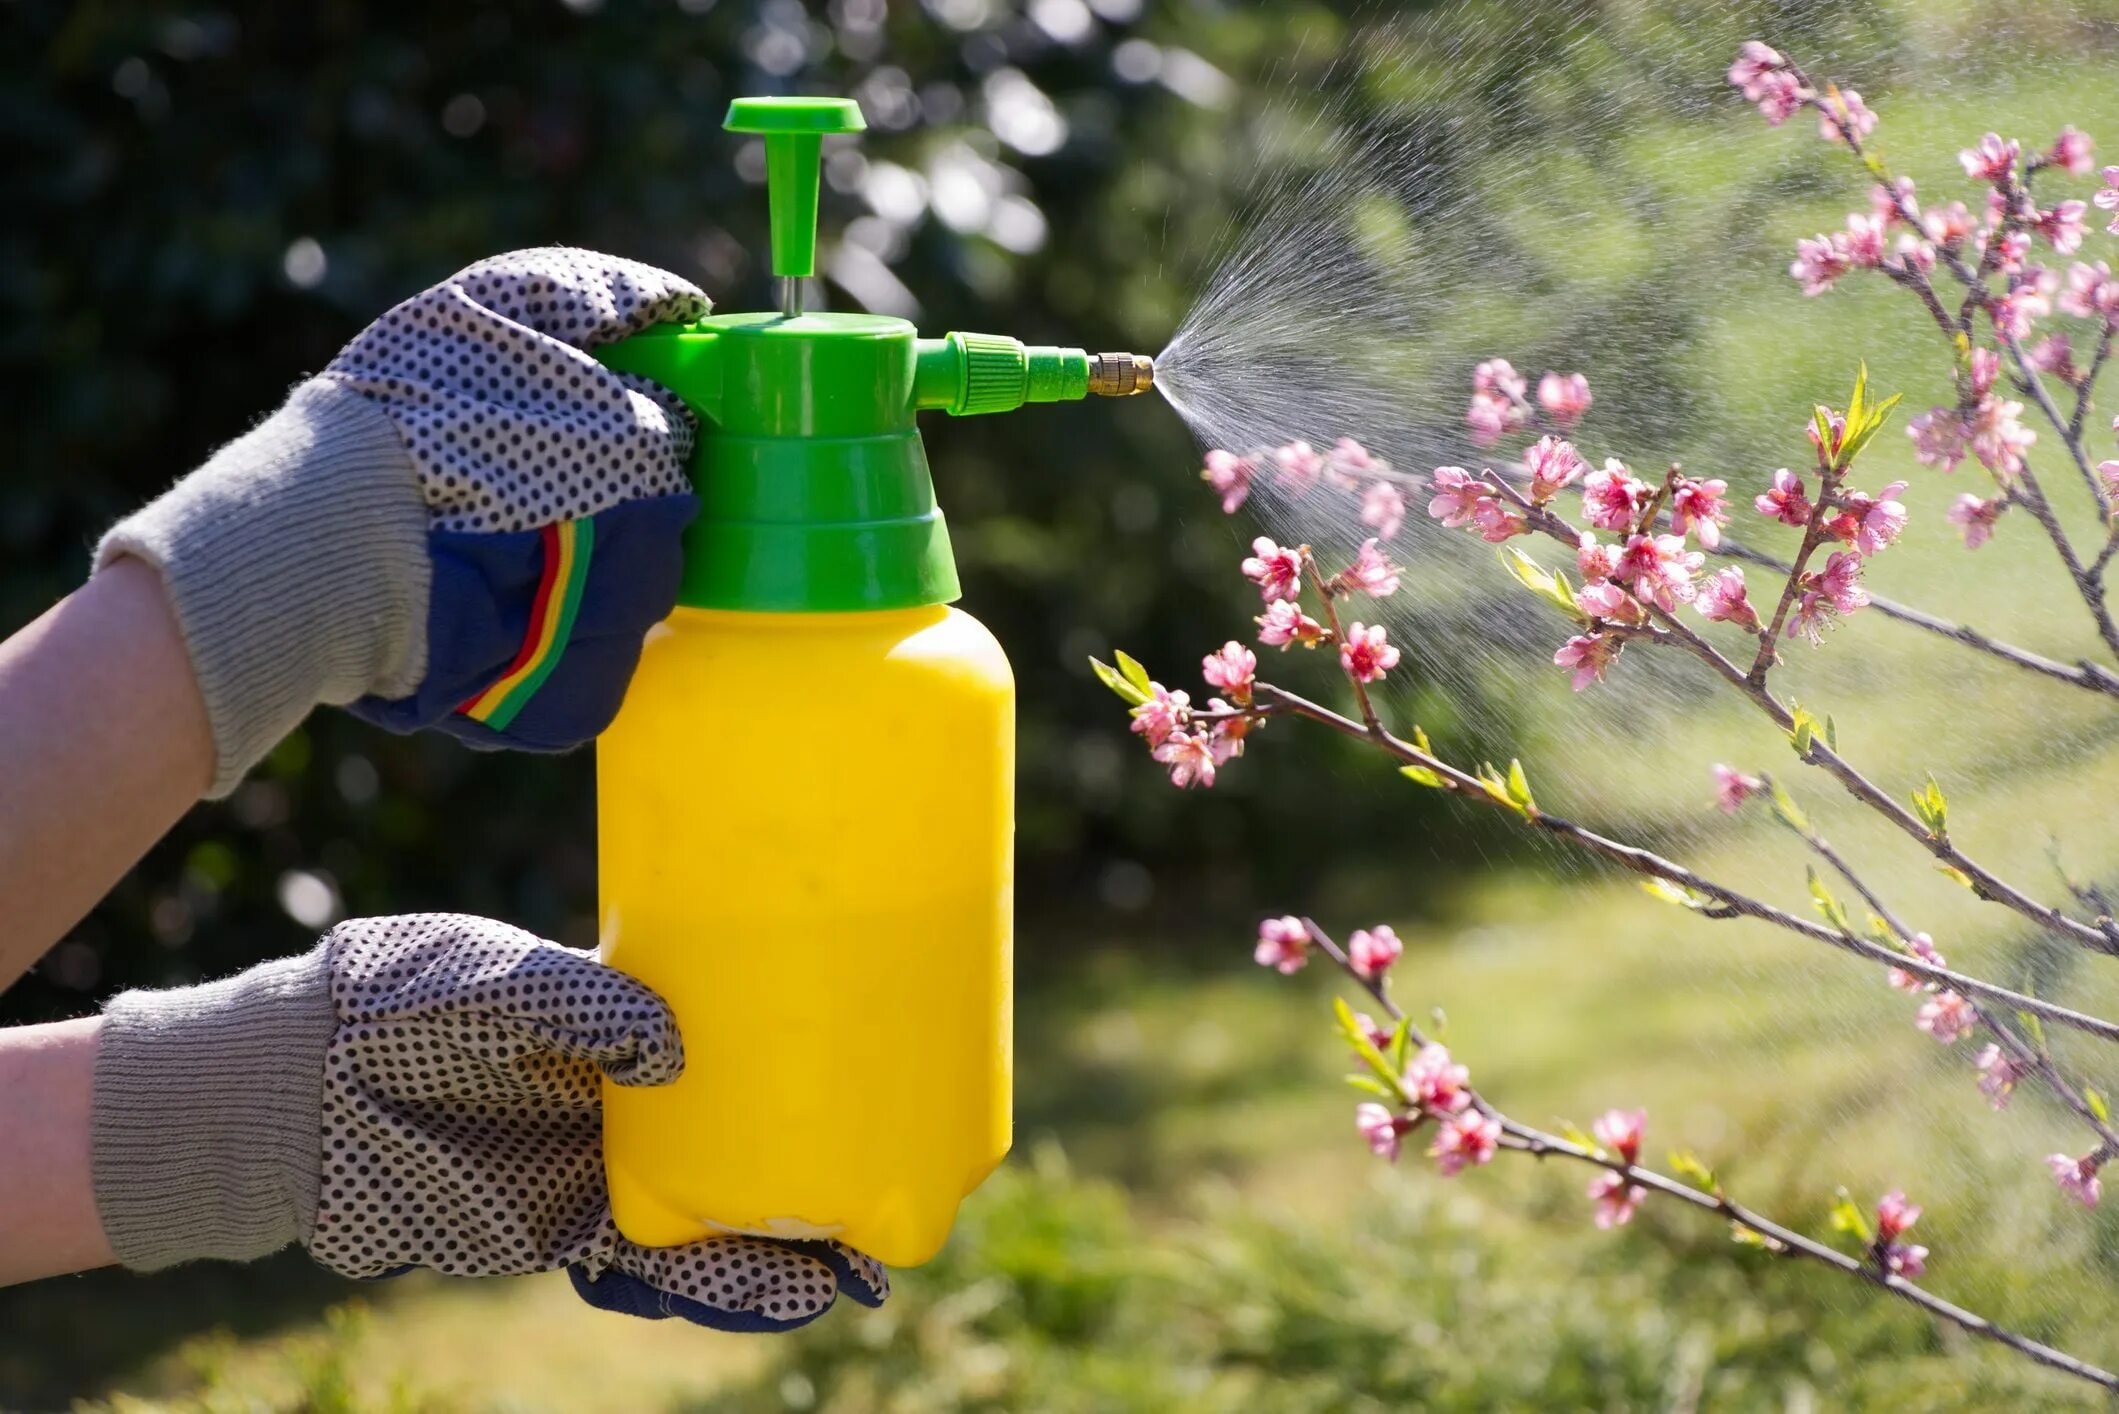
xmin=0 ymin=558 xmax=212 ymax=988
xmin=0 ymin=1017 xmax=114 ymax=1282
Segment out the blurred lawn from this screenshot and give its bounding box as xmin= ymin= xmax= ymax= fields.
xmin=32 ymin=8 xmax=2119 ymax=1412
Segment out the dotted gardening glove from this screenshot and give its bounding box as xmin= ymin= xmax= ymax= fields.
xmin=90 ymin=915 xmax=888 ymax=1332
xmin=96 ymin=248 xmax=707 ymax=798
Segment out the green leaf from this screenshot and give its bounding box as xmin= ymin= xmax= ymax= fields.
xmin=1345 ymin=1074 xmax=1397 ymax=1099
xmin=1387 ymin=1016 xmax=1412 ymax=1072
xmin=1828 ymin=1188 xmax=1873 ymax=1245
xmin=1787 ymin=702 xmax=1826 ymax=756
xmin=1641 ymin=878 xmax=1714 ymax=912
xmin=1090 ymin=656 xmax=1151 ymax=708
xmin=1731 ymin=1225 xmax=1776 ymax=1249
xmin=1499 ymin=547 xmax=1589 ymax=624
xmin=1400 ymin=764 xmax=1446 ymax=789
xmin=2019 ymin=1007 xmax=2048 ymax=1051
xmin=1669 ymin=1149 xmax=1718 ymax=1191
xmin=1811 ymin=405 xmax=1837 ymax=459
xmin=1333 ymin=996 xmax=1400 ymax=1090
xmin=1475 ymin=762 xmax=1524 ymax=815
xmin=1808 ymin=867 xmax=1852 ymax=934
xmin=1559 ymin=1121 xmax=1598 ymax=1151
xmin=2089 ymin=1087 xmax=2111 ymax=1124
xmin=1412 ymin=725 xmax=1433 ymax=754
xmin=1823 ymin=715 xmax=1838 ymax=753
xmin=1766 ymin=777 xmax=1811 ymax=835
xmin=1938 ymin=864 xmax=1976 ymax=890
xmin=1504 ymin=758 xmax=1537 ymax=814
xmin=1114 ymin=650 xmax=1154 ymax=698
xmin=1910 ymin=773 xmax=1948 ymax=839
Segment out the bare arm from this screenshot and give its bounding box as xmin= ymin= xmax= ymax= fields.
xmin=0 ymin=559 xmax=212 ymax=990
xmin=0 ymin=1017 xmax=113 ymax=1281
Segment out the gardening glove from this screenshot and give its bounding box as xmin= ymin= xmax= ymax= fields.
xmin=89 ymin=914 xmax=889 ymax=1333
xmin=96 ymin=247 xmax=707 ymax=798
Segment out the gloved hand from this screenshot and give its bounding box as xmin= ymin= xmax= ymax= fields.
xmin=90 ymin=915 xmax=887 ymax=1332
xmin=97 ymin=248 xmax=708 ymax=798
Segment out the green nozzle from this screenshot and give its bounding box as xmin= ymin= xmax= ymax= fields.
xmin=724 ymin=96 xmax=865 ymax=282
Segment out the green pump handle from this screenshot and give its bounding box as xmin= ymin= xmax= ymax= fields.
xmin=591 ymin=95 xmax=1153 ymax=615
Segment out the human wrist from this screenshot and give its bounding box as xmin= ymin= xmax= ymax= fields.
xmin=90 ymin=943 xmax=337 ymax=1271
xmin=96 ymin=379 xmax=430 ymax=798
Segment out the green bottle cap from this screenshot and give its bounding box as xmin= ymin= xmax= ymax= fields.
xmin=724 ymin=97 xmax=866 ymax=279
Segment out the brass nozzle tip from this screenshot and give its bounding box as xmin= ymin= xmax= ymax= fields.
xmin=1087 ymin=352 xmax=1154 ymax=397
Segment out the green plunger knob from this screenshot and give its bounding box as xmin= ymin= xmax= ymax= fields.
xmin=725 ymin=96 xmax=866 ymax=281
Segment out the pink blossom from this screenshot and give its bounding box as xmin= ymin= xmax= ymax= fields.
xmin=1948 ymin=492 xmax=2006 ymax=549
xmin=1202 ymin=640 xmax=1257 ymax=703
xmin=1975 ymin=1043 xmax=2023 ymax=1109
xmin=1968 ymin=397 xmax=2036 ymax=478
xmin=1427 ymin=465 xmax=1486 ymax=528
xmin=1972 ymin=347 xmax=1999 ymax=399
xmin=1755 ymin=468 xmax=1814 ymax=527
xmin=1791 ymin=233 xmax=1852 ymax=296
xmin=1989 ymin=228 xmax=2033 ymax=277
xmin=1881 ymin=1240 xmax=1929 ymax=1278
xmin=1152 ymin=731 xmax=1218 ymax=789
xmin=1537 ymin=372 xmax=1593 ymax=428
xmin=1473 ymin=358 xmax=1528 ymax=400
xmin=1617 ymin=532 xmax=1703 ymax=611
xmin=1352 ymin=1010 xmax=1394 ymax=1053
xmin=1818 ymin=88 xmax=1876 ymax=146
xmin=1809 ymin=409 xmax=1848 ymax=467
xmin=1908 ymin=408 xmax=1969 ymax=472
xmin=1356 ymin=1102 xmax=1407 ymax=1161
xmin=2038 ymin=199 xmax=2089 ymax=255
xmin=1339 ymin=622 xmax=1401 ymax=683
xmin=1876 ymin=1189 xmax=1922 ymax=1243
xmin=1697 ymin=567 xmax=1762 ymax=633
xmin=1429 ymin=1109 xmax=1501 ymax=1177
xmin=2050 ymin=126 xmax=2095 ymax=176
xmin=1465 ymin=390 xmax=1521 ymax=448
xmin=1328 ymin=436 xmax=1377 ymax=484
xmin=2029 ymin=333 xmax=2079 ymax=383
xmin=1844 ymin=480 xmax=1909 ymax=556
xmin=1583 ymin=459 xmax=1650 ymax=531
xmin=1129 ymin=682 xmax=1191 ymax=748
xmin=1204 ymin=701 xmax=1251 ymax=763
xmin=1256 ymin=598 xmax=1325 ymax=649
xmin=1241 ymin=536 xmax=1303 ymax=601
xmin=1816 ymin=551 xmax=1869 ymax=614
xmin=1787 ymin=592 xmax=1833 ymax=646
xmin=1752 ymin=69 xmax=1808 ymax=126
xmin=1961 ymin=132 xmax=2020 ymax=182
xmin=1925 ymin=201 xmax=1976 ymax=247
xmin=1726 ymin=41 xmax=1784 ymax=96
xmin=2100 ymin=460 xmax=2119 ymax=501
xmin=1525 ymin=434 xmax=1588 ymax=504
xmin=1872 ymin=177 xmax=1918 ymax=227
xmin=1888 ymin=932 xmax=1945 ymax=993
xmin=1893 ymin=233 xmax=1937 ymax=275
xmin=1592 ymin=1107 xmax=1646 ymax=1166
xmin=1348 ymin=924 xmax=1404 ymax=980
xmin=1713 ymin=763 xmax=1763 ymax=813
xmin=1274 ymin=440 xmax=1324 ymax=496
xmin=1406 ymin=1042 xmax=1472 ymax=1115
xmin=2061 ymin=261 xmax=2119 ymax=321
xmin=1989 ymin=282 xmax=2050 ymax=341
xmin=1342 ymin=539 xmax=1402 ymax=598
xmin=1576 ymin=582 xmax=1644 ymax=624
xmin=1202 ymin=449 xmax=1256 ymax=514
xmin=2097 ymin=166 xmax=2119 ymax=234
xmin=2049 ymin=1152 xmax=2104 ymax=1209
xmin=1470 ymin=497 xmax=1528 ymax=543
xmin=1254 ymin=915 xmax=1310 ymax=973
xmin=1587 ymin=1171 xmax=1647 ymax=1229
xmin=1670 ymin=476 xmax=1731 ymax=548
xmin=1839 ymin=212 xmax=1887 ymax=267
xmin=1554 ymin=632 xmax=1622 ymax=690
xmin=1916 ymin=990 xmax=1977 ymax=1043
xmin=1361 ymin=480 xmax=1407 ymax=540
xmin=1577 ymin=533 xmax=1618 ymax=584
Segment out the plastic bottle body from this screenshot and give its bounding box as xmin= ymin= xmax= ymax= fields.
xmin=597 ymin=603 xmax=1014 ymax=1268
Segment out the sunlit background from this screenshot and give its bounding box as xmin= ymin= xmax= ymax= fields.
xmin=10 ymin=0 xmax=2119 ymax=1407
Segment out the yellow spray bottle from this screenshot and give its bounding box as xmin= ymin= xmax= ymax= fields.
xmin=591 ymin=96 xmax=1154 ymax=1267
